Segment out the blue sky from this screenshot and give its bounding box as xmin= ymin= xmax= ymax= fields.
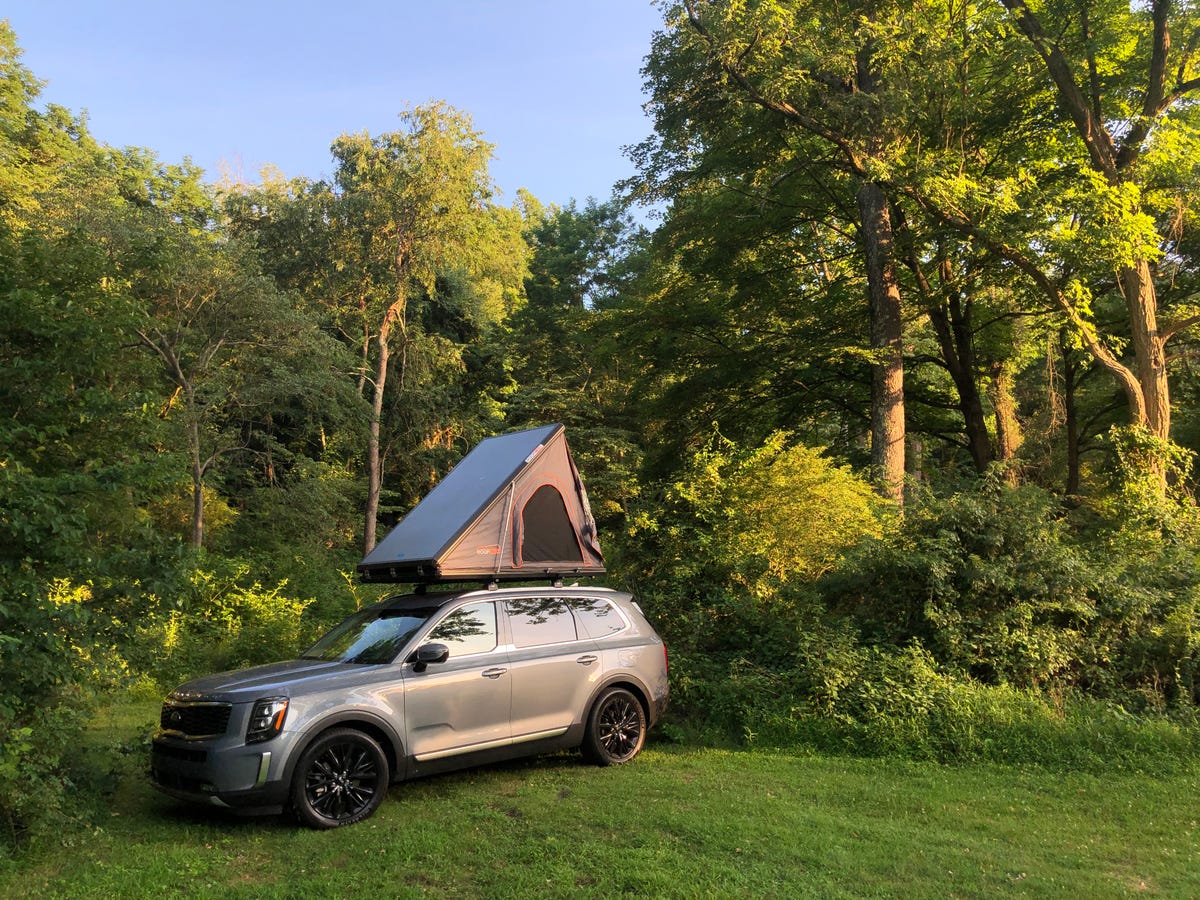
xmin=5 ymin=1 xmax=665 ymax=208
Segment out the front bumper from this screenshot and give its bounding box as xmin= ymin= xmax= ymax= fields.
xmin=151 ymin=734 xmax=293 ymax=814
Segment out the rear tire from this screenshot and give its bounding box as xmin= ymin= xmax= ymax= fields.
xmin=291 ymin=728 xmax=389 ymax=828
xmin=582 ymin=688 xmax=646 ymax=766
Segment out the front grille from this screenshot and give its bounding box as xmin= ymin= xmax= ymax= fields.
xmin=160 ymin=701 xmax=232 ymax=738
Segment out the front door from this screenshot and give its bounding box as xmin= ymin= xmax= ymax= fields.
xmin=402 ymin=600 xmax=512 ymax=761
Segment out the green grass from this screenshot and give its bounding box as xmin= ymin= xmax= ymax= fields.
xmin=1 ymin=699 xmax=1198 ymax=898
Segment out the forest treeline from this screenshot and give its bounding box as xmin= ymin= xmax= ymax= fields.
xmin=3 ymin=0 xmax=1200 ymax=852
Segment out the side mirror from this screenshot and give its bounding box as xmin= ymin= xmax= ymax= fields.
xmin=411 ymin=642 xmax=450 ymax=672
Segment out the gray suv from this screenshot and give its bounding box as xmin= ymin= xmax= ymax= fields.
xmin=151 ymin=585 xmax=668 ymax=828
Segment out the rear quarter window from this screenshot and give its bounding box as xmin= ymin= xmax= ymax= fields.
xmin=567 ymin=597 xmax=629 ymax=640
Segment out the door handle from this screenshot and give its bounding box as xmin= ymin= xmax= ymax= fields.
xmin=482 ymin=667 xmax=508 ymax=679
xmin=576 ymin=655 xmax=598 ymax=666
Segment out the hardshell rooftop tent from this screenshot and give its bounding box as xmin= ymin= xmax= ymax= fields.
xmin=358 ymin=424 xmax=605 ymax=584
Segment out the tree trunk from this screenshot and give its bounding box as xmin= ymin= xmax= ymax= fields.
xmin=1122 ymin=259 xmax=1171 ymax=440
xmin=857 ymin=181 xmax=905 ymax=503
xmin=989 ymin=362 xmax=1020 ymax=460
xmin=895 ymin=212 xmax=993 ymax=475
xmin=188 ymin=418 xmax=205 ymax=550
xmin=907 ymin=434 xmax=926 ymax=484
xmin=989 ymin=361 xmax=1022 ymax=485
xmin=363 ymin=297 xmax=408 ymax=555
xmin=357 ymin=299 xmax=371 ymax=397
xmin=927 ymin=301 xmax=993 ymax=473
xmin=999 ymin=0 xmax=1175 ymax=486
xmin=363 ymin=327 xmax=389 ymax=555
xmin=1061 ymin=334 xmax=1081 ymax=496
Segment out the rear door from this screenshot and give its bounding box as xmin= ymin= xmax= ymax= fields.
xmin=402 ymin=600 xmax=512 ymax=761
xmin=504 ymin=596 xmax=601 ymax=742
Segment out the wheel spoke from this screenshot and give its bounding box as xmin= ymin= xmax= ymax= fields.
xmin=347 ymin=750 xmax=374 ymax=779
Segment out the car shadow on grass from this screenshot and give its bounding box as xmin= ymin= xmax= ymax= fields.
xmin=142 ymin=749 xmax=596 ymax=832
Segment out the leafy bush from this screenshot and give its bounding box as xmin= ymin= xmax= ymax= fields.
xmin=626 ymin=431 xmax=885 ymax=605
xmin=629 ymin=459 xmax=1200 ymax=769
xmin=669 ymin=640 xmax=1199 ymax=774
xmin=0 ymin=576 xmax=114 ymax=853
xmin=820 ymin=477 xmax=1102 ymax=689
xmin=134 ymin=557 xmax=323 ymax=689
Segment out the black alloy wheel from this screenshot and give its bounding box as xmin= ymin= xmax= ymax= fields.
xmin=583 ymin=687 xmax=647 ymax=766
xmin=291 ymin=728 xmax=389 ymax=828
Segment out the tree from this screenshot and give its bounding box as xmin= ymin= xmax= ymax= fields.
xmin=0 ymin=26 xmax=170 ymax=843
xmin=327 ymin=104 xmax=514 ymax=551
xmin=503 ymin=197 xmax=650 ymax=522
xmin=903 ymin=0 xmax=1200 ymax=469
xmin=651 ymin=0 xmax=910 ymax=501
xmin=130 ymin=217 xmax=350 ymax=548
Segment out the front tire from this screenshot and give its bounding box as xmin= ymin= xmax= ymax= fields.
xmin=582 ymin=688 xmax=647 ymax=765
xmin=291 ymin=728 xmax=389 ymax=828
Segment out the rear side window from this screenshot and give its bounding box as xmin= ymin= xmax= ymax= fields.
xmin=506 ymin=598 xmax=578 ymax=648
xmin=429 ymin=602 xmax=497 ymax=657
xmin=568 ymin=597 xmax=629 ymax=640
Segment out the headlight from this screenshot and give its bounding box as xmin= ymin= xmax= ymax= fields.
xmin=246 ymin=697 xmax=289 ymax=744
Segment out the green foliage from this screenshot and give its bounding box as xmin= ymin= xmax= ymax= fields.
xmin=0 ymin=577 xmax=115 ymax=852
xmin=823 ymin=478 xmax=1100 ymax=688
xmin=641 ymin=462 xmax=1200 ymax=764
xmin=712 ymin=649 xmax=1200 ymax=774
xmin=133 ymin=558 xmax=323 ymax=688
xmin=502 ymin=198 xmax=649 ymax=525
xmin=629 ymin=431 xmax=885 ymax=601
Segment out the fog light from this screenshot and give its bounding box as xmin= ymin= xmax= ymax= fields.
xmin=246 ymin=698 xmax=288 ymax=744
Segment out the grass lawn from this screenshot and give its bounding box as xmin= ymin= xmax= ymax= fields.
xmin=1 ymin=699 xmax=1197 ymax=898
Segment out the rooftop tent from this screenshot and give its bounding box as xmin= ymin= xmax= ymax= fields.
xmin=357 ymin=424 xmax=605 ymax=583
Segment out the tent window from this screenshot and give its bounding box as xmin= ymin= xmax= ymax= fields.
xmin=519 ymin=484 xmax=583 ymax=564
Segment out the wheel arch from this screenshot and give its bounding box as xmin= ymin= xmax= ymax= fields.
xmin=586 ymin=675 xmax=651 ymax=722
xmin=282 ymin=711 xmax=405 ymax=789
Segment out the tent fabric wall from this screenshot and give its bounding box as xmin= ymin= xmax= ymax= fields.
xmin=358 ymin=424 xmax=605 ymax=583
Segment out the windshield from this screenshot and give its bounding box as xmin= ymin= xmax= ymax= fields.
xmin=301 ymin=606 xmax=439 ymax=664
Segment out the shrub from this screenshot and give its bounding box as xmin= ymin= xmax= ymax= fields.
xmin=653 ymin=431 xmax=888 ymax=596
xmin=135 ymin=557 xmax=320 ymax=688
xmin=0 ymin=576 xmax=112 ymax=853
xmin=677 ymin=642 xmax=1199 ymax=775
xmin=624 ymin=430 xmax=885 ymax=639
xmin=821 ymin=478 xmax=1103 ymax=689
xmin=632 ymin=464 xmax=1200 ymax=769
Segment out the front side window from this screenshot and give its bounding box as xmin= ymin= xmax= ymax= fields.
xmin=507 ymin=598 xmax=579 ymax=648
xmin=428 ymin=602 xmax=497 ymax=657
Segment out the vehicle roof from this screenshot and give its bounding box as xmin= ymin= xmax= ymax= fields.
xmin=372 ymin=584 xmax=630 ymax=612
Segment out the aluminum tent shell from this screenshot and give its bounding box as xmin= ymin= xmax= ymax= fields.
xmin=357 ymin=424 xmax=605 ymax=583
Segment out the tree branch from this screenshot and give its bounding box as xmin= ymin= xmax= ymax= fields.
xmin=999 ymin=0 xmax=1119 ymax=181
xmin=899 ymin=183 xmax=1147 ymax=422
xmin=1161 ymin=311 xmax=1200 ymax=343
xmin=1115 ymin=0 xmax=1172 ymax=171
xmin=682 ymin=0 xmax=869 ymax=176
